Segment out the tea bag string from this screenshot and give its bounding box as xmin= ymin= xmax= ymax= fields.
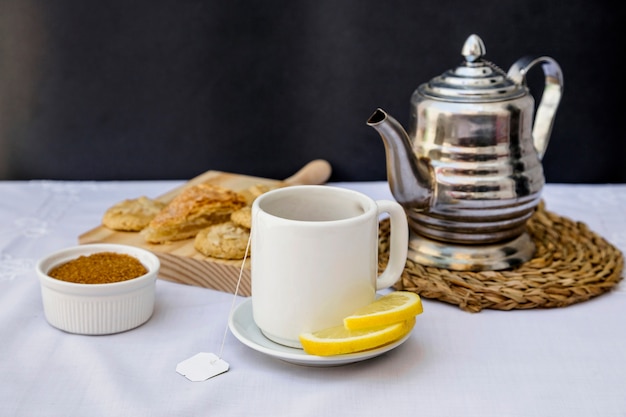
xmin=217 ymin=233 xmax=252 ymax=360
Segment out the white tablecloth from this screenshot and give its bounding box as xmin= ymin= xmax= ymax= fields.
xmin=1 ymin=180 xmax=625 ymax=417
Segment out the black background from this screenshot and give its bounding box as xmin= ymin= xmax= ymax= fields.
xmin=0 ymin=0 xmax=622 ymax=183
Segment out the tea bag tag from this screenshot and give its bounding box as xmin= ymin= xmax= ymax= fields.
xmin=175 ymin=235 xmax=251 ymax=382
xmin=176 ymin=353 xmax=229 ymax=381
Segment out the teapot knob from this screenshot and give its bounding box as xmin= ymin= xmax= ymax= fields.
xmin=461 ymin=34 xmax=486 ymax=62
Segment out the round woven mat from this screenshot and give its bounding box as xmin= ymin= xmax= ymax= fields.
xmin=378 ymin=202 xmax=624 ymax=313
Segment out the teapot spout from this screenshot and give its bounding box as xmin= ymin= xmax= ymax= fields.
xmin=367 ymin=108 xmax=433 ymax=211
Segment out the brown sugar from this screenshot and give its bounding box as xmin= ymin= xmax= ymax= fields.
xmin=48 ymin=252 xmax=148 ymax=284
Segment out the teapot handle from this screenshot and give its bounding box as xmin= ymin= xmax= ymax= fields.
xmin=507 ymin=56 xmax=564 ymax=159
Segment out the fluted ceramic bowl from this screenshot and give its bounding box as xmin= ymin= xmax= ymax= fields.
xmin=36 ymin=243 xmax=160 ymax=335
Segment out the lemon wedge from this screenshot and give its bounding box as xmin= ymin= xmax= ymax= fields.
xmin=343 ymin=291 xmax=423 ymax=331
xmin=299 ymin=317 xmax=416 ymax=356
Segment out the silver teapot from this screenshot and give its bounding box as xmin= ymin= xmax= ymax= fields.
xmin=368 ymin=34 xmax=563 ymax=271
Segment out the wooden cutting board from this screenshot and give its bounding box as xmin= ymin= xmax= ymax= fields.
xmin=78 ymin=160 xmax=332 ymax=296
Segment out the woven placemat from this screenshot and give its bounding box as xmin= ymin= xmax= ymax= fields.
xmin=378 ymin=201 xmax=624 ymax=313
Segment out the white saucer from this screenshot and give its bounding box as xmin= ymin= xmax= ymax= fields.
xmin=228 ymin=298 xmax=412 ymax=367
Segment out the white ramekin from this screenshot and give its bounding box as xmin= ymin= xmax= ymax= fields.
xmin=36 ymin=243 xmax=160 ymax=335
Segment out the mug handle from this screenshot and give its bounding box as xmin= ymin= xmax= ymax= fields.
xmin=374 ymin=200 xmax=409 ymax=290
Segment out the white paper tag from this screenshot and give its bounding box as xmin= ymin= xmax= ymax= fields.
xmin=176 ymin=235 xmax=249 ymax=382
xmin=176 ymin=352 xmax=229 ymax=381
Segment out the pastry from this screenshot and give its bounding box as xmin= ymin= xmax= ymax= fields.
xmin=141 ymin=183 xmax=246 ymax=243
xmin=239 ymin=183 xmax=274 ymax=205
xmin=194 ymin=221 xmax=250 ymax=260
xmin=102 ymin=196 xmax=166 ymax=232
xmin=230 ymin=206 xmax=252 ymax=229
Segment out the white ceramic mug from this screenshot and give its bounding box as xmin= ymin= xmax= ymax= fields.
xmin=251 ymin=185 xmax=408 ymax=348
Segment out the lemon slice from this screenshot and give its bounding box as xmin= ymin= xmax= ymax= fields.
xmin=299 ymin=317 xmax=416 ymax=356
xmin=343 ymin=291 xmax=423 ymax=330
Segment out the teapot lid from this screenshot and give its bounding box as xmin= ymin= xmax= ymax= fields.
xmin=418 ymin=34 xmax=526 ymax=102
